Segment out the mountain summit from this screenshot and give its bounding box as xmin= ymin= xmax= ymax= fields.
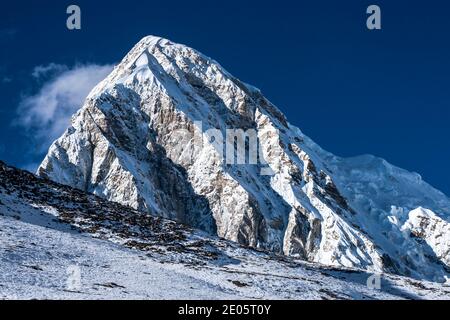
xmin=38 ymin=36 xmax=450 ymax=282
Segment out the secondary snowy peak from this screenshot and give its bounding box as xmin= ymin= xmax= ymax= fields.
xmin=38 ymin=35 xmax=450 ymax=283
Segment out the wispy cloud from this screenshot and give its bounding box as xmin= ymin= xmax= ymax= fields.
xmin=17 ymin=63 xmax=113 ymax=150
xmin=32 ymin=63 xmax=68 ymax=79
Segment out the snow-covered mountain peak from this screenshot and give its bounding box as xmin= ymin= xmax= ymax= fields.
xmin=38 ymin=36 xmax=450 ymax=283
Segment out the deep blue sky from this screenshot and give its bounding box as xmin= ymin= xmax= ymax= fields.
xmin=0 ymin=0 xmax=449 ymax=196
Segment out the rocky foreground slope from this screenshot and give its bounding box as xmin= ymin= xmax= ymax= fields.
xmin=1 ymin=161 xmax=450 ymax=299
xmin=37 ymin=36 xmax=450 ymax=283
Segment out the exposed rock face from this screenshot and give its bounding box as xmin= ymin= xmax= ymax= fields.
xmin=38 ymin=36 xmax=450 ymax=282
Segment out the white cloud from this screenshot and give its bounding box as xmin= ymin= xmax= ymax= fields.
xmin=32 ymin=63 xmax=68 ymax=79
xmin=17 ymin=63 xmax=113 ymax=149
